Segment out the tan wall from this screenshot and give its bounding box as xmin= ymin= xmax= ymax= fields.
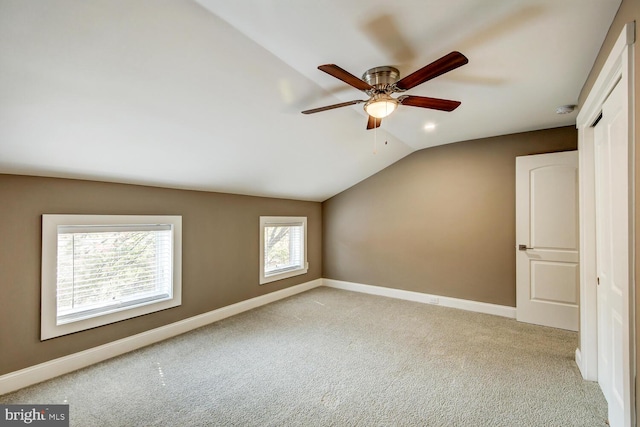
xmin=0 ymin=174 xmax=321 ymax=375
xmin=577 ymin=0 xmax=639 ymax=417
xmin=322 ymin=126 xmax=577 ymax=307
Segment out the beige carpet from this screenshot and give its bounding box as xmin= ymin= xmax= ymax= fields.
xmin=1 ymin=287 xmax=608 ymax=426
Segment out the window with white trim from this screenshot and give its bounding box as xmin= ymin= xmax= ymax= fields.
xmin=260 ymin=216 xmax=308 ymax=284
xmin=41 ymin=215 xmax=182 ymax=340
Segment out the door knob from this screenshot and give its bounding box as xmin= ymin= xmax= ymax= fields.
xmin=518 ymin=244 xmax=533 ymax=251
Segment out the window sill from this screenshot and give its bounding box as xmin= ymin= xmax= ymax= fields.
xmin=260 ymin=265 xmax=308 ymax=285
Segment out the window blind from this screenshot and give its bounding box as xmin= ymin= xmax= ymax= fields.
xmin=56 ymin=224 xmax=173 ymax=324
xmin=263 ymin=223 xmax=303 ymax=276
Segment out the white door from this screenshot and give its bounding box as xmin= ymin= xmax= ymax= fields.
xmin=516 ymin=151 xmax=579 ymax=331
xmin=594 ymin=79 xmax=631 ymax=427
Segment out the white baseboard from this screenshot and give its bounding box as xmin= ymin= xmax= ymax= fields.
xmin=0 ymin=278 xmax=323 ymax=396
xmin=575 ymin=348 xmax=583 ymax=376
xmin=322 ymin=279 xmax=517 ymax=319
xmin=1 ymin=277 xmax=516 ymax=396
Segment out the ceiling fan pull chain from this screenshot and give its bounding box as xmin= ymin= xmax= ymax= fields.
xmin=373 ymin=122 xmax=377 ymax=155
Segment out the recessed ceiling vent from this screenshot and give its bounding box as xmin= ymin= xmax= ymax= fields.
xmin=556 ymin=104 xmax=576 ymax=114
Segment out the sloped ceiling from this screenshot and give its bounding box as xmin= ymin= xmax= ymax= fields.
xmin=0 ymin=0 xmax=621 ymax=201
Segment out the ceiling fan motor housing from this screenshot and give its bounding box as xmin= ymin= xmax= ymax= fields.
xmin=362 ymin=66 xmax=400 ymax=94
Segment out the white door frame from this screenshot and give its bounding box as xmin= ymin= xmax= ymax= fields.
xmin=576 ymin=21 xmax=635 ymax=425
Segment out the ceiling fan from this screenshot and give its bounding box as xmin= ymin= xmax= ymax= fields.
xmin=301 ymin=51 xmax=468 ymax=129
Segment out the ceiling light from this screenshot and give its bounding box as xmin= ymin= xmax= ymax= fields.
xmin=424 ymin=123 xmax=436 ymax=131
xmin=364 ymin=94 xmax=398 ymax=119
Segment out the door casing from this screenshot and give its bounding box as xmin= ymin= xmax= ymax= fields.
xmin=576 ymin=21 xmax=635 ymax=427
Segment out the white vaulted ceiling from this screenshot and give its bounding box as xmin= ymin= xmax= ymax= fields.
xmin=0 ymin=0 xmax=621 ymax=201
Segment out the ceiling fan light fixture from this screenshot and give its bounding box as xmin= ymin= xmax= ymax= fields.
xmin=364 ymin=94 xmax=398 ymax=119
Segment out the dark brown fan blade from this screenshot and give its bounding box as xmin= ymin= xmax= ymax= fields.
xmin=366 ymin=115 xmax=381 ymax=130
xmin=318 ymin=64 xmax=374 ymax=91
xmin=399 ymin=95 xmax=461 ymax=111
xmin=395 ymin=51 xmax=468 ymax=91
xmin=301 ymin=100 xmax=366 ymax=114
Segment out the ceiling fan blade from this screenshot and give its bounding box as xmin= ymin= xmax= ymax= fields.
xmin=301 ymin=100 xmax=366 ymax=114
xmin=395 ymin=51 xmax=469 ymax=91
xmin=399 ymin=95 xmax=461 ymax=111
xmin=366 ymin=115 xmax=381 ymax=130
xmin=318 ymin=64 xmax=374 ymax=91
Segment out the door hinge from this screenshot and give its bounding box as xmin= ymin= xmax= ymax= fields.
xmin=597 ymin=277 xmax=600 ymax=285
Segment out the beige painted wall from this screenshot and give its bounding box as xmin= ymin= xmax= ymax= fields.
xmin=577 ymin=0 xmax=639 ymax=416
xmin=0 ymin=174 xmax=321 ymax=375
xmin=322 ymin=126 xmax=577 ymax=307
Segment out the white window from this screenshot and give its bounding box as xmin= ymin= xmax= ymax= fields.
xmin=260 ymin=216 xmax=308 ymax=285
xmin=41 ymin=215 xmax=182 ymax=340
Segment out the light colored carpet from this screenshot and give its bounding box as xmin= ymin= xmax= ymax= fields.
xmin=1 ymin=287 xmax=607 ymax=426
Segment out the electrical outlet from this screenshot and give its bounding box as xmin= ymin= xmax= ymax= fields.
xmin=428 ymin=297 xmax=439 ymax=305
